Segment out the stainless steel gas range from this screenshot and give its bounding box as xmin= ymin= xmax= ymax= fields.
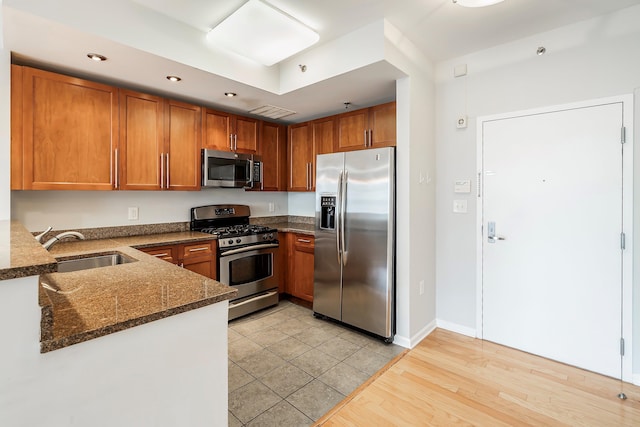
xmin=190 ymin=204 xmax=279 ymax=320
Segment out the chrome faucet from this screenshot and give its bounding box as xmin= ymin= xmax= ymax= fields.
xmin=34 ymin=226 xmax=53 ymax=243
xmin=43 ymin=231 xmax=86 ymax=250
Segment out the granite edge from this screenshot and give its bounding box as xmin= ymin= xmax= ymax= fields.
xmin=40 ymin=288 xmax=236 ymax=353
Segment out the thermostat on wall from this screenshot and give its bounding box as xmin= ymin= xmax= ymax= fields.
xmin=456 ymin=115 xmax=468 ymax=129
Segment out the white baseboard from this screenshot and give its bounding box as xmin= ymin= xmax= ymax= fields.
xmin=633 ymin=373 xmax=640 ymax=386
xmin=393 ymin=319 xmax=437 ymax=349
xmin=436 ymin=319 xmax=477 ymax=338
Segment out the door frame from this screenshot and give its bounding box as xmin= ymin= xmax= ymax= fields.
xmin=475 ymin=95 xmax=634 ymax=381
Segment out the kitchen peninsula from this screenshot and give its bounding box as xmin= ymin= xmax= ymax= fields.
xmin=0 ymin=221 xmax=235 ymax=426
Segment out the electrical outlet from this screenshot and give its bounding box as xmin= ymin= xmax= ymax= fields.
xmin=128 ymin=207 xmax=139 ymax=221
xmin=268 ymin=202 xmax=275 ymax=213
xmin=419 ymin=280 xmax=425 ymax=295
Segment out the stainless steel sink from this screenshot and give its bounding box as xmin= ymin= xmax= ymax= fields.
xmin=56 ymin=252 xmax=138 ymax=273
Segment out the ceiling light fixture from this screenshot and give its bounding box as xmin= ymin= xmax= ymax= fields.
xmin=452 ymin=0 xmax=505 ymax=7
xmin=166 ymin=75 xmax=182 ymax=82
xmin=207 ymin=0 xmax=319 ymax=66
xmin=225 ymin=92 xmax=237 ymax=98
xmin=86 ymin=53 xmax=107 ymax=62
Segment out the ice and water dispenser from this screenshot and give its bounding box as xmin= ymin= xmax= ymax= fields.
xmin=320 ymin=196 xmax=336 ymax=230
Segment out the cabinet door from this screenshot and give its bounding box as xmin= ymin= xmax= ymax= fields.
xmin=370 ymin=102 xmax=396 ymax=148
xmin=259 ymin=121 xmax=287 ymax=191
xmin=166 ymin=100 xmax=201 ymax=191
xmin=293 ymin=234 xmax=315 ymax=302
xmin=234 ymin=116 xmax=259 ymax=154
xmin=336 ymin=108 xmax=368 ymax=152
xmin=276 ymin=232 xmax=287 ymax=294
xmin=203 ymin=108 xmax=233 ymax=151
xmin=312 ymin=117 xmax=336 ymax=190
xmin=119 ymin=89 xmax=164 ymax=190
xmin=21 ymin=66 xmax=118 ymax=190
xmin=11 ymin=65 xmax=23 ymax=190
xmin=288 ymin=123 xmax=313 ymax=191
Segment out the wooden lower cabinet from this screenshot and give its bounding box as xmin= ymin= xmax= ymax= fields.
xmin=139 ymin=241 xmax=216 ymax=279
xmin=286 ymin=233 xmax=315 ymax=302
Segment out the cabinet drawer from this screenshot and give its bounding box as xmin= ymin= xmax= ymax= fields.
xmin=141 ymin=245 xmax=176 ymax=263
xmin=294 ymin=234 xmax=315 ymax=252
xmin=182 ymin=242 xmax=214 ymax=259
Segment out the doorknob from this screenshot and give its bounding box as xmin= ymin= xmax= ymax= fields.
xmin=487 ymin=221 xmax=506 ymax=243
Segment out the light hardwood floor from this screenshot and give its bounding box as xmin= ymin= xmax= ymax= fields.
xmin=315 ymin=328 xmax=640 ymax=426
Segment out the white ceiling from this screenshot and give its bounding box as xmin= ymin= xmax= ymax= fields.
xmin=4 ymin=0 xmax=640 ymax=123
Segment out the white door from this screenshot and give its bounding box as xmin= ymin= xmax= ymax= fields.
xmin=481 ymin=100 xmax=629 ymax=379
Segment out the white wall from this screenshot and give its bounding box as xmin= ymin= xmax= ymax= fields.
xmin=435 ymin=5 xmax=640 ymax=375
xmin=383 ymin=22 xmax=436 ymax=347
xmin=0 ymin=3 xmax=11 ymax=220
xmin=11 ymin=190 xmax=288 ymax=231
xmin=0 ymin=276 xmax=230 ymax=426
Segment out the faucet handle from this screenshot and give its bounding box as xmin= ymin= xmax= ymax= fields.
xmin=35 ymin=226 xmax=53 ymax=243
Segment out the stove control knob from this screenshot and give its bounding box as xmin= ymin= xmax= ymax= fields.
xmin=236 ymin=238 xmax=242 ymax=244
xmin=228 ymin=239 xmax=234 ymax=245
xmin=268 ymin=233 xmax=274 ymax=240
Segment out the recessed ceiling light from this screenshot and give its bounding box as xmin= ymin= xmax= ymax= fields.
xmin=166 ymin=75 xmax=182 ymax=82
xmin=86 ymin=53 xmax=107 ymax=62
xmin=225 ymin=92 xmax=237 ymax=98
xmin=452 ymin=0 xmax=505 ymax=7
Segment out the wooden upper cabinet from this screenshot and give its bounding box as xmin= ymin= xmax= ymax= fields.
xmin=234 ymin=115 xmax=259 ymax=153
xmin=336 ymin=101 xmax=396 ymax=151
xmin=165 ymin=100 xmax=201 ymax=191
xmin=11 ymin=65 xmax=23 ymax=190
xmin=202 ymin=108 xmax=231 ymax=151
xmin=18 ymin=66 xmax=118 ymax=190
xmin=288 ymin=122 xmax=313 ymax=191
xmin=259 ymin=121 xmax=287 ymax=191
xmin=202 ymin=108 xmax=258 ymax=154
xmin=119 ymin=89 xmax=164 ymax=190
xmin=369 ymin=102 xmax=397 ymax=148
xmin=336 ymin=108 xmax=368 ymax=152
xmin=119 ymin=92 xmax=200 ymax=191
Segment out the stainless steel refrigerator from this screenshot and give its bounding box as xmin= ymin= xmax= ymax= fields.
xmin=313 ymin=147 xmax=395 ymax=342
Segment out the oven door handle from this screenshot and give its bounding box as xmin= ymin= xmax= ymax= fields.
xmin=229 ymin=290 xmax=278 ymax=309
xmin=220 ymin=243 xmax=279 ymax=256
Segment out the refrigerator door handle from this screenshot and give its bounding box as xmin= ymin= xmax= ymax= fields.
xmin=341 ymin=170 xmax=348 ymax=266
xmin=336 ymin=171 xmax=343 ymax=265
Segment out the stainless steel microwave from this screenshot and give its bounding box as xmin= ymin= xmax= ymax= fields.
xmin=201 ymin=149 xmax=262 ymax=189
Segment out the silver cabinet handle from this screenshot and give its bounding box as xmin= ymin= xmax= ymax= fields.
xmin=160 ymin=153 xmax=165 ymax=189
xmin=297 ymin=238 xmax=311 ymax=243
xmin=229 ymin=133 xmax=233 ymax=151
xmin=188 ymin=247 xmax=209 ymax=252
xmin=114 ymin=148 xmax=119 ymax=189
xmin=166 ymin=153 xmax=169 ymax=190
xmin=152 ymin=253 xmax=169 ymax=258
xmin=234 ymin=134 xmax=238 ymax=151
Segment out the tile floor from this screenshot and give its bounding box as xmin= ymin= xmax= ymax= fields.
xmin=227 ymin=300 xmax=404 ymax=426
